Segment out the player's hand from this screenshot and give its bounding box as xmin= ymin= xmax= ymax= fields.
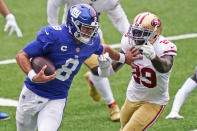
xmin=32 ymin=65 xmax=56 ymax=83
xmin=136 ymin=42 xmax=156 ymax=60
xmin=4 ymin=14 xmax=23 ymax=37
xmin=125 ymin=46 xmax=142 ymax=68
xmin=97 ymin=53 xmax=112 ymax=69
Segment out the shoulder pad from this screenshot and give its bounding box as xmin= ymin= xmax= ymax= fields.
xmin=121 ymin=34 xmax=131 ymax=53
xmin=155 ymin=36 xmax=177 ymax=57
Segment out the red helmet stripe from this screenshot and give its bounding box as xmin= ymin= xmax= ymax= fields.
xmin=135 ymin=14 xmax=142 ymax=23
xmin=83 ymin=4 xmax=96 ymax=17
xmin=139 ymin=13 xmax=149 ymax=24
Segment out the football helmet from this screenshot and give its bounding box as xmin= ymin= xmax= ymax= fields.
xmin=67 ymin=4 xmax=99 ymax=45
xmin=128 ymin=12 xmax=162 ymax=45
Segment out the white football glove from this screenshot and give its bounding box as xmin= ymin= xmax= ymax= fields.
xmin=4 ymin=14 xmax=23 ymax=37
xmin=97 ymin=53 xmax=112 ymax=69
xmin=136 ymin=41 xmax=156 ymax=60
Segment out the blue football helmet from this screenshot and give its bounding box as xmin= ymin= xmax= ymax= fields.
xmin=67 ymin=4 xmax=99 ymax=45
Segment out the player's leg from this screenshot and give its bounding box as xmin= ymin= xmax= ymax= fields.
xmin=85 ymin=71 xmax=101 ymax=102
xmin=84 ymin=54 xmax=120 ymax=121
xmin=166 ymin=68 xmax=197 ymax=119
xmin=16 ymin=85 xmax=48 ymax=131
xmin=122 ymin=102 xmax=165 ymax=131
xmin=120 ymin=98 xmax=136 ymax=131
xmin=37 ymin=98 xmax=66 ymax=131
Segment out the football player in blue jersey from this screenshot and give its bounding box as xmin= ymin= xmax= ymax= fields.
xmin=15 ymin=4 xmax=140 ymax=131
xmin=47 ymin=0 xmax=130 ymax=121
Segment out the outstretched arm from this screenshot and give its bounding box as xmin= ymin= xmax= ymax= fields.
xmin=103 ymin=45 xmax=141 ymax=66
xmin=96 ymin=46 xmax=142 ymax=77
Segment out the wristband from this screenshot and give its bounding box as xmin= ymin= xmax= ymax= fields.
xmin=28 ymin=69 xmax=36 ymax=81
xmin=118 ymin=53 xmax=125 ymax=63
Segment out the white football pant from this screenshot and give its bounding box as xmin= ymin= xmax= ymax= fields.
xmin=16 ymin=85 xmax=66 ymax=131
xmin=90 ymin=72 xmax=115 ymax=105
xmin=170 ymin=78 xmax=197 ymax=113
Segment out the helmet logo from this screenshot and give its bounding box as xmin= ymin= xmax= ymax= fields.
xmin=151 ymin=18 xmax=161 ymax=27
xmin=71 ymin=7 xmax=81 ymax=18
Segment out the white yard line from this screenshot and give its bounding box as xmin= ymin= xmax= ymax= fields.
xmin=0 ymin=59 xmax=16 ymax=65
xmin=0 ymin=33 xmax=197 ymax=107
xmin=0 ymin=98 xmax=18 ymax=107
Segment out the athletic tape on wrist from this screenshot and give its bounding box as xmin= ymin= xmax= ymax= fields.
xmin=28 ymin=69 xmax=36 ymax=81
xmin=118 ymin=53 xmax=125 ymax=63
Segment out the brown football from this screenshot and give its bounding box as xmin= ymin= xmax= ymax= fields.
xmin=31 ymin=57 xmax=55 ymax=76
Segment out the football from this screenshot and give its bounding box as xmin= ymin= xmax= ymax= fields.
xmin=31 ymin=57 xmax=55 ymax=76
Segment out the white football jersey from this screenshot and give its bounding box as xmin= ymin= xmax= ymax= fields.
xmin=121 ymin=34 xmax=177 ymax=105
xmin=66 ymin=0 xmax=119 ymax=13
xmin=51 ymin=0 xmax=130 ymax=34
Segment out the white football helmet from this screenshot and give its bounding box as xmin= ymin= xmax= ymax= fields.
xmin=127 ymin=12 xmax=162 ymax=45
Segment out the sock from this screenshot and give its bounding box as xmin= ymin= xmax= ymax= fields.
xmin=108 ymin=101 xmax=117 ymax=108
xmin=90 ymin=72 xmax=115 ymax=105
xmin=171 ymin=78 xmax=197 ymax=113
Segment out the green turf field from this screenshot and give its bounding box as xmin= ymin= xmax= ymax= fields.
xmin=0 ymin=0 xmax=197 ymax=131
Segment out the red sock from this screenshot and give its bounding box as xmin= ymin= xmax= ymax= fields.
xmin=108 ymin=101 xmax=117 ymax=108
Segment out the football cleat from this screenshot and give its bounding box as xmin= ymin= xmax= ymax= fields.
xmin=108 ymin=103 xmax=120 ymax=121
xmin=84 ymin=72 xmax=101 ymax=102
xmin=165 ymin=111 xmax=184 ymax=119
xmin=0 ymin=112 xmax=10 ymax=120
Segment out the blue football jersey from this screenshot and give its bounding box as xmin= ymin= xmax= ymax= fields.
xmin=23 ymin=24 xmax=103 ymax=99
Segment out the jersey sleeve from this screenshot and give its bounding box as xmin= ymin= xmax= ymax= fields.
xmin=94 ymin=34 xmax=104 ymax=55
xmin=121 ymin=34 xmax=131 ymax=53
xmin=94 ymin=44 xmax=104 ymax=55
xmin=23 ymin=26 xmax=56 ymax=58
xmin=155 ymin=38 xmax=177 ymax=57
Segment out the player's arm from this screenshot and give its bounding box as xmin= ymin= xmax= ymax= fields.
xmin=137 ymin=41 xmax=175 ymax=73
xmin=97 ymin=46 xmax=141 ymax=77
xmin=16 ymin=50 xmax=56 ymax=83
xmin=16 ymin=50 xmax=32 ymax=75
xmin=16 ymin=26 xmax=57 ymax=83
xmin=102 ymin=44 xmax=141 ymax=66
xmin=0 ymin=0 xmax=10 ymax=16
xmin=151 ymin=55 xmax=174 ymax=73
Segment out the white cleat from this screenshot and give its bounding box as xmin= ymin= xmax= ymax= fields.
xmin=165 ymin=112 xmax=184 ymax=119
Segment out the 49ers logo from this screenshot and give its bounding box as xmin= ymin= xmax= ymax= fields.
xmin=151 ymin=18 xmax=161 ymax=27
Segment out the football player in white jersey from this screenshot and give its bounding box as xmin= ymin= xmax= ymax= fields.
xmin=166 ymin=67 xmax=197 ymax=119
xmin=97 ymin=12 xmax=177 ymax=130
xmin=47 ymin=0 xmax=130 ymax=121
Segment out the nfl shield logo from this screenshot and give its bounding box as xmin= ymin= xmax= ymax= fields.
xmin=76 ymin=48 xmax=80 ymax=52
